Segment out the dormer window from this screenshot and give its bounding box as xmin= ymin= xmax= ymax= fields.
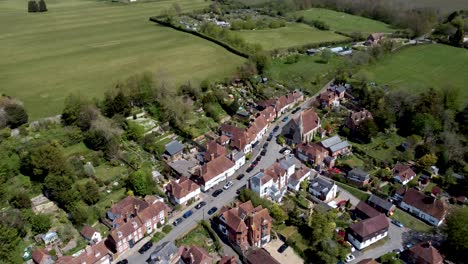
xmin=117 ymin=231 xmax=123 ymax=238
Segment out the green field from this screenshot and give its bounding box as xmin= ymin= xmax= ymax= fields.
xmin=0 ymin=0 xmax=245 ymax=119
xmin=391 ymin=0 xmax=468 ymax=13
xmin=236 ymin=23 xmax=349 ymax=50
xmin=293 ymin=8 xmax=395 ymax=34
xmin=361 ymin=44 xmax=468 ymax=100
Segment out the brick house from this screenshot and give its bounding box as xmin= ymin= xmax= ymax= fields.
xmin=346 ymin=109 xmax=373 ymax=133
xmin=347 ymin=168 xmax=371 ymax=187
xmin=366 ymin=33 xmax=386 ymax=46
xmin=179 ymin=245 xmax=213 ymax=264
xmin=296 ymin=142 xmax=329 ymax=169
xmin=32 ymin=249 xmax=53 ymax=264
xmin=166 ymin=176 xmax=201 ymax=205
xmin=393 ymin=162 xmax=416 ymax=185
xmin=204 ymin=140 xmax=227 ymax=162
xmin=403 ymin=241 xmax=443 ymax=264
xmin=73 ymin=241 xmax=112 ymax=264
xmin=288 ymin=166 xmax=314 ymax=192
xmin=347 ymin=214 xmax=389 ymax=250
xmin=281 ymin=108 xmax=321 ymax=145
xmin=318 ymin=90 xmax=340 ymax=108
xmin=320 ymin=135 xmax=351 ymax=157
xmin=399 ymin=189 xmax=448 ymax=226
xmin=217 ymin=201 xmax=272 ymax=251
xmin=196 ymin=155 xmax=236 ymax=192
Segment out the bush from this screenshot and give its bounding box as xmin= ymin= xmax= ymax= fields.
xmin=151 ymin=232 xmax=165 ymax=243
xmin=162 ymin=225 xmax=173 ymax=234
xmin=4 ymin=104 xmax=28 ymax=128
xmin=200 ymin=220 xmax=222 ymax=252
xmin=30 ymin=213 xmax=52 ymax=235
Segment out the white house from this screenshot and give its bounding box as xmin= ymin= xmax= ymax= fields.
xmin=80 ymin=225 xmax=102 ymax=245
xmin=308 ymin=176 xmax=337 ymax=202
xmin=230 ymin=150 xmax=246 ymax=170
xmin=197 ymin=155 xmax=236 ymax=192
xmin=249 ymin=158 xmax=295 ymax=202
xmin=399 ymin=189 xmax=448 ymax=226
xmin=288 ymin=167 xmax=315 ymax=192
xmin=393 ymin=162 xmax=416 ymax=185
xmin=347 ymin=214 xmax=389 ymax=250
xmin=166 ymin=176 xmax=201 ymax=205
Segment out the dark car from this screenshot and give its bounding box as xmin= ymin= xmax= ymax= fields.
xmin=266 ymin=135 xmax=273 ymax=142
xmin=292 ymin=107 xmax=301 ymax=114
xmin=252 ymin=161 xmax=259 ymax=166
xmin=391 ymin=219 xmax=404 ymax=228
xmin=263 ymin=142 xmax=269 ymax=149
xmin=246 ymin=166 xmax=254 ymax=173
xmin=278 ymin=243 xmax=289 ymax=253
xmin=236 ymin=185 xmax=247 ymax=194
xmin=213 ymin=189 xmax=223 ymax=197
xmin=207 ymin=207 xmax=218 ymax=215
xmin=282 ymin=116 xmax=289 ymax=122
xmin=273 ymin=125 xmax=280 ymax=132
xmin=173 ymin=217 xmax=183 ymax=226
xmin=195 ymin=201 xmax=206 ymax=209
xmin=237 ymin=174 xmax=245 ymax=180
xmin=260 ymin=149 xmax=267 ymax=156
xmin=255 ymin=156 xmax=262 ymax=162
xmin=183 ymin=210 xmax=193 ymax=219
xmin=138 ymin=241 xmax=153 ymax=254
xmin=116 ymin=260 xmax=128 ymax=264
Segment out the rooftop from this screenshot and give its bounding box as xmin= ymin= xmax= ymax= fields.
xmin=349 ymin=214 xmax=389 ymax=238
xmin=402 ymin=189 xmax=448 ymax=221
xmin=165 ymin=140 xmax=184 ymax=156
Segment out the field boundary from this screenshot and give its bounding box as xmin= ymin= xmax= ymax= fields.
xmin=149 ymin=17 xmax=249 ymax=58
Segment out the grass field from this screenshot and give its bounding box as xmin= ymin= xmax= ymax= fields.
xmin=0 ymin=0 xmax=245 ymax=119
xmin=361 ymin=44 xmax=468 ymax=101
xmin=391 ymin=0 xmax=468 ymax=13
xmin=392 ymin=208 xmax=433 ymax=233
xmin=293 ymin=8 xmax=395 ymax=34
xmin=236 ymin=23 xmax=349 ymax=50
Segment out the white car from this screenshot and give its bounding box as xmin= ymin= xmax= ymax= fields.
xmin=345 ymin=254 xmax=355 ymax=263
xmin=283 ymin=149 xmax=291 ymax=155
xmin=223 ymin=181 xmax=233 ymax=190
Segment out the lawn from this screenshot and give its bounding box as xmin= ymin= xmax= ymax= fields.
xmin=352 ymin=132 xmax=406 ymax=163
xmin=391 ymin=208 xmax=433 ymax=233
xmin=0 ymin=0 xmax=245 ymax=119
xmin=389 ymin=0 xmax=468 ymax=13
xmin=278 ymin=225 xmax=309 ymax=252
xmin=94 ymin=164 xmax=127 ymax=183
xmin=293 ymin=8 xmax=395 ymax=34
xmin=336 ymin=182 xmax=371 ymax=201
xmin=176 ymin=224 xmax=217 ymax=253
xmin=361 ymin=44 xmax=468 ymax=102
xmin=236 ymin=23 xmax=349 ymax=50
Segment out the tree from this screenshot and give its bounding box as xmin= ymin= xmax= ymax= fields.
xmin=30 ymin=213 xmax=51 ymax=234
xmin=44 ymin=174 xmax=79 ymax=208
xmin=84 ymin=117 xmax=122 ymax=155
xmin=4 ymin=104 xmax=28 ymax=128
xmin=79 ymin=181 xmax=100 ymax=205
xmin=354 ymin=119 xmax=378 ymax=143
xmin=9 ymin=193 xmax=31 ymax=209
xmin=416 ymin=153 xmax=437 ymax=170
xmin=127 ymin=169 xmax=156 ymax=196
xmin=125 ymin=121 xmax=145 ymax=142
xmin=0 ymin=224 xmax=22 ymax=264
xmin=444 ymin=207 xmax=468 ymax=262
xmin=69 ymin=203 xmax=90 ymax=225
xmin=38 ymin=0 xmax=47 ymax=12
xmin=380 ymin=252 xmax=404 ymax=264
xmin=277 ymin=135 xmax=286 ymax=145
xmin=28 ymin=0 xmax=38 ymax=12
xmin=25 ymin=142 xmax=69 ymax=180
xmin=270 ymin=204 xmax=287 ymax=223
xmin=320 ymin=49 xmax=333 ymax=64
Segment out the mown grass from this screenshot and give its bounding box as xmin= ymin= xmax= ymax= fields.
xmin=336 ymin=182 xmax=371 ymax=201
xmin=352 ymin=132 xmax=406 ymax=163
xmin=391 ymin=208 xmax=433 ymax=233
xmin=361 ymin=44 xmax=468 ymax=102
xmin=292 ymin=8 xmax=395 ymax=34
xmin=236 ymin=23 xmax=349 ymax=50
xmin=0 ymin=0 xmax=245 ymax=119
xmin=176 ymin=224 xmax=217 ymax=253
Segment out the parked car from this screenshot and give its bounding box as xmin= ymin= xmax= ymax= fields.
xmin=277 ymin=244 xmax=289 ymax=253
xmin=173 ymin=217 xmax=183 ymax=226
xmin=138 ymin=241 xmax=153 ymax=254
xmin=207 ymin=207 xmax=218 ymax=215
xmin=195 ymin=201 xmax=206 ymax=209
xmin=273 ymin=125 xmax=280 ymax=132
xmin=261 ymin=149 xmax=267 ymax=156
xmin=246 ymin=166 xmax=254 ymax=173
xmin=283 ymin=149 xmax=291 ymax=155
xmin=282 ymin=116 xmax=289 ymax=122
xmin=255 ymin=156 xmax=262 ymax=162
xmin=116 ymin=260 xmax=128 ymax=264
xmin=391 ymin=219 xmax=404 ymax=228
xmin=223 ymin=181 xmax=233 ymax=190
xmin=236 ymin=174 xmax=245 ymax=180
xmin=292 ymin=107 xmax=301 ymax=114
xmin=213 ymin=189 xmax=223 ymax=197
xmin=345 ymin=253 xmax=355 ymax=263
xmin=183 ymin=210 xmax=193 ymax=219
xmin=263 ymin=142 xmax=269 ymax=149
xmin=267 ymin=135 xmax=273 ymax=141
xmin=236 ymin=185 xmax=247 ymax=194
xmin=279 ymin=147 xmax=290 ymax=154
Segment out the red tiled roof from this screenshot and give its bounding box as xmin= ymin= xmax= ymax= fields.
xmin=402 ymin=189 xmax=448 ymax=221
xmin=204 ymin=140 xmax=227 ymax=161
xmin=137 ymin=201 xmax=168 ymax=223
xmin=357 ymin=259 xmax=380 ymax=264
xmin=219 ymin=256 xmax=237 ymax=264
xmin=295 ymin=108 xmax=320 ymax=134
xmin=408 ymin=242 xmax=443 ymax=264
xmin=262 ymin=162 xmax=287 ymax=184
xmin=356 ymin=201 xmax=380 ymax=219
xmin=221 ymin=201 xmax=270 ymax=233
xmin=260 ymin=106 xmax=276 ymax=122
xmin=349 ymin=109 xmax=373 ymax=126
xmin=247 ymin=115 xmax=268 ymax=137
xmin=55 ymin=256 xmax=75 ymax=264
xmin=393 ymin=162 xmax=416 ymax=182
xmin=297 ymin=142 xmax=328 ymax=157
xmin=217 ymin=135 xmax=230 ymax=144
xmin=199 ymin=156 xmax=235 ymax=183
xmin=290 ymin=166 xmax=311 ymax=182
xmin=246 ymin=249 xmax=280 ymax=264
xmin=349 ymin=214 xmax=389 ymax=238
xmin=32 ymin=249 xmax=49 ymax=264
xmin=80 ymin=225 xmax=97 ymax=239
xmin=167 ymin=177 xmax=200 ymax=200
xmin=74 ymin=241 xmax=110 ymax=264
xmin=110 ymin=196 xmax=149 ymax=218
xmin=110 ymin=218 xmax=142 ymax=242
xmin=180 ymin=245 xmax=213 ymax=264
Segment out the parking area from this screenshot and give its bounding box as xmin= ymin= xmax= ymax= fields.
xmin=263 ymin=239 xmax=304 ymax=264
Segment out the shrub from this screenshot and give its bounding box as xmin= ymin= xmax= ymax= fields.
xmin=151 ymin=232 xmax=165 ymax=243
xmin=162 ymin=225 xmax=173 ymax=234
xmin=200 ymin=221 xmax=222 ymax=252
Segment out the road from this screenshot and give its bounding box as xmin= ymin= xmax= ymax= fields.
xmin=118 ymin=85 xmax=331 ymax=264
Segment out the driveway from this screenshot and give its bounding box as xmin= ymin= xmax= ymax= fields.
xmin=334 ymin=186 xmax=361 ymax=207
xmin=264 ymin=239 xmax=304 ymax=264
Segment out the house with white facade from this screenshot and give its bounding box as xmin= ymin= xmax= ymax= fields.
xmin=249 ymin=158 xmax=295 ymax=202
xmin=308 ymin=176 xmax=337 ymax=202
xmin=230 ymin=150 xmax=246 ymax=170
xmin=196 ymin=155 xmax=236 ymax=192
xmin=347 ymin=214 xmax=389 ymax=250
xmin=288 ymin=167 xmax=315 ymax=192
xmin=80 ymin=225 xmax=102 ymax=245
xmin=399 ymin=189 xmax=448 ymax=226
xmin=166 ymin=176 xmax=201 ymax=205
xmin=393 ymin=162 xmax=416 ymax=185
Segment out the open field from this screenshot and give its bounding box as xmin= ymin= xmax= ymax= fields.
xmin=391 ymin=0 xmax=468 ymax=13
xmin=292 ymin=8 xmax=395 ymax=34
xmin=236 ymin=23 xmax=349 ymax=50
xmin=0 ymin=0 xmax=245 ymax=119
xmin=361 ymin=44 xmax=468 ymax=101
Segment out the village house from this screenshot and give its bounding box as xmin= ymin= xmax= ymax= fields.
xmin=204 ymin=140 xmax=227 ymax=162
xmin=217 ymin=201 xmax=272 ymax=251
xmin=347 ymin=168 xmax=371 ymax=187
xmin=288 ymin=166 xmax=315 ymax=192
xmin=32 ymin=249 xmax=54 ymax=264
xmin=217 ymin=135 xmax=230 ymax=146
xmin=105 ymin=196 xmax=169 ymax=255
xmin=229 ymin=150 xmax=246 ymax=170
xmin=367 ymin=194 xmax=396 ymax=216
xmin=346 ymin=109 xmax=373 ymax=132
xmin=399 ymin=189 xmax=448 ymax=226
xmin=366 ymin=33 xmax=386 ymax=46
xmin=281 ymin=108 xmax=321 ymax=145
xmin=393 ymin=162 xmax=416 ymax=185
xmin=308 ymin=176 xmax=338 ymax=202
xmin=355 ymin=201 xmax=380 ymax=220
xmin=320 ymin=135 xmax=351 ymax=157
xmin=296 ymin=142 xmax=329 ymax=169
xmin=257 ymin=91 xmax=303 ymax=118
xmin=249 ymin=158 xmax=295 ymax=202
xmin=148 ymin=241 xmax=180 ymax=264
xmin=163 ymin=140 xmax=185 ymax=161
xmin=219 ymin=256 xmax=237 ymax=264
xmin=166 ymin=176 xmax=201 ymax=206
xmin=80 ymin=225 xmax=102 ymax=245
xmin=196 ymin=155 xmax=236 ymax=192
xmin=71 ymin=241 xmax=112 ymax=264
xmin=347 ymin=214 xmax=389 ymax=250
xmin=179 ymin=245 xmax=213 ymax=264
xmin=246 ymin=248 xmax=280 ymax=264
xmin=318 ymin=90 xmax=340 ymax=108
xmin=168 ymin=158 xmax=200 ymax=178
xmin=403 ymin=241 xmax=444 ymax=264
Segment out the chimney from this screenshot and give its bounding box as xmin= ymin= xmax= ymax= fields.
xmin=134 ymin=204 xmax=140 ymax=216
xmin=85 ymin=246 xmax=92 ymax=255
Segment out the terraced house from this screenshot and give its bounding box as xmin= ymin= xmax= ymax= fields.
xmin=399 ymin=189 xmax=448 ymax=226
xmin=196 ymin=155 xmax=236 ymax=192
xmin=166 ymin=176 xmax=201 ymax=205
